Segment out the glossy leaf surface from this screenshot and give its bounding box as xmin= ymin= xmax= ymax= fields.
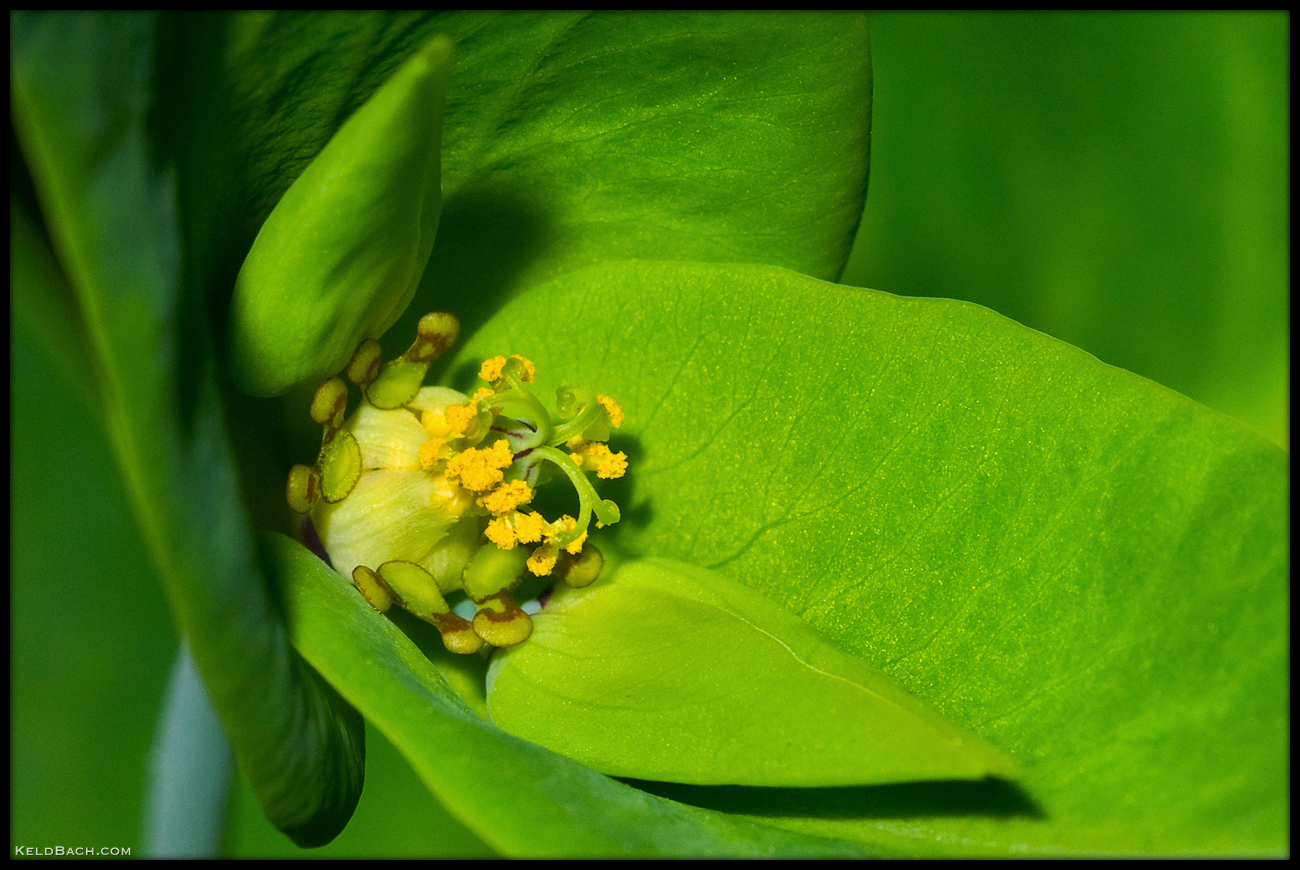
xmin=171 ymin=11 xmax=871 ymax=343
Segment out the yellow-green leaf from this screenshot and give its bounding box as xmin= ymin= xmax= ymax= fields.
xmin=488 ymin=558 xmax=1017 ymax=786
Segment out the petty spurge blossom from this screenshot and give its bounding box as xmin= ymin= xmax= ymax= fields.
xmin=286 ymin=312 xmax=626 ymax=654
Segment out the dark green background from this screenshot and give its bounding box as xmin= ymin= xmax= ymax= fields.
xmin=11 ymin=12 xmax=1287 ymax=856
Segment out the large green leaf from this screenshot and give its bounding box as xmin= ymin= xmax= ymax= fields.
xmin=262 ymin=531 xmax=872 ymax=857
xmin=164 ymin=11 xmax=870 ymax=342
xmin=11 ymin=12 xmax=364 ymax=846
xmin=452 ymin=260 xmax=1287 ymax=856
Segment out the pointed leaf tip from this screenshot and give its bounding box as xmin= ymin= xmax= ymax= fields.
xmin=487 ymin=558 xmax=1018 ymax=787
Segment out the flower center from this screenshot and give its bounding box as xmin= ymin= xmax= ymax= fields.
xmin=285 ymin=313 xmax=626 ymax=654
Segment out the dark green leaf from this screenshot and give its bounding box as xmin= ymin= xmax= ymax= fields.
xmin=171 ymin=11 xmax=870 ymax=345
xmin=11 ymin=197 xmax=102 ymax=417
xmin=12 ymin=12 xmax=364 ymax=846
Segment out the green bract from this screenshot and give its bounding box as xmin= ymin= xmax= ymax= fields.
xmin=487 ymin=558 xmax=1018 ymax=787
xmin=229 ymin=34 xmax=452 ymax=397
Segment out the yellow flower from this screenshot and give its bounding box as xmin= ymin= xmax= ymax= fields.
xmin=309 ymin=386 xmax=478 ymax=582
xmin=287 ymin=313 xmax=628 ymax=654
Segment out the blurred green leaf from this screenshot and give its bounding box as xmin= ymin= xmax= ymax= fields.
xmin=11 ymin=198 xmax=101 ymax=415
xmin=844 ymin=12 xmax=1288 ymax=448
xmin=11 ymin=12 xmax=364 ymax=846
xmin=454 ymin=260 xmax=1287 ymax=855
xmin=263 ymin=531 xmax=871 ymax=857
xmin=12 ymin=264 xmax=177 ymax=855
xmin=489 ymin=557 xmax=1017 ymax=786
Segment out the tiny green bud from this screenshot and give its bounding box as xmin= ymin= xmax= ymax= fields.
xmin=229 ymin=35 xmax=453 ymax=396
xmin=346 ymin=339 xmax=383 ymax=388
xmin=363 ymin=311 xmax=460 ymax=409
xmin=310 ymin=378 xmax=349 ymax=428
xmin=350 ymin=565 xmax=395 ymax=613
xmin=553 ymin=544 xmax=604 ymax=589
xmin=318 ymin=431 xmax=362 ymax=504
xmin=286 ymin=464 xmax=321 ymax=514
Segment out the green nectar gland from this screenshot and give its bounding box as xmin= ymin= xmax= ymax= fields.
xmin=286 ymin=312 xmax=627 ymax=654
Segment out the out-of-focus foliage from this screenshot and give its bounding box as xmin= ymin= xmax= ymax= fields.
xmin=843 ymin=12 xmax=1288 ymax=449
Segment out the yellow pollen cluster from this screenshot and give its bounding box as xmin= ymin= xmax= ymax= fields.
xmin=417 ymin=401 xmax=485 ymax=471
xmin=442 ymin=402 xmax=477 ymax=437
xmin=418 ymin=438 xmax=449 ymax=470
xmin=478 ymin=356 xmax=506 ymax=383
xmin=526 ymin=547 xmax=558 ymax=577
xmin=446 ymin=438 xmax=514 ymax=492
xmin=551 ymin=515 xmax=588 ymax=555
xmin=523 ymin=516 xmax=588 ymax=576
xmin=479 ymin=479 xmax=533 ymax=516
xmin=597 ymin=394 xmax=625 ymax=428
xmin=479 ymin=354 xmax=536 ymax=385
xmin=568 ymin=438 xmax=629 ymax=480
xmin=485 ymin=510 xmax=548 ymax=550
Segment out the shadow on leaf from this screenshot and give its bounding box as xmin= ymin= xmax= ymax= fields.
xmin=622 ymin=776 xmax=1045 ymax=822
